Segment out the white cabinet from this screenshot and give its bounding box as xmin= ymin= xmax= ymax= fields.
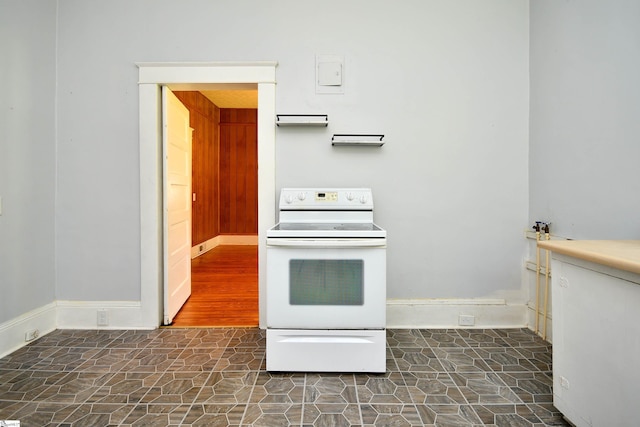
xmin=551 ymin=254 xmax=640 ymax=427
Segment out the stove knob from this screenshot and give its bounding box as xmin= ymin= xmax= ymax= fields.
xmin=359 ymin=194 xmax=369 ymax=204
xmin=297 ymin=192 xmax=306 ymax=201
xmin=346 ymin=192 xmax=355 ymax=201
xmin=284 ymin=194 xmax=294 ymax=204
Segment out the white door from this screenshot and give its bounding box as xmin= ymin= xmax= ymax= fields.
xmin=163 ymin=87 xmax=192 ymax=325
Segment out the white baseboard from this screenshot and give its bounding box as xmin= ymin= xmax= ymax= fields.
xmin=1 ymin=300 xmax=155 ymax=358
xmin=0 ymin=302 xmax=57 ymax=358
xmin=1 ymin=297 xmax=530 ymax=358
xmin=386 ymin=298 xmax=528 ymax=329
xmin=192 ymin=235 xmax=258 ymax=258
xmin=56 ymin=300 xmax=153 ymax=330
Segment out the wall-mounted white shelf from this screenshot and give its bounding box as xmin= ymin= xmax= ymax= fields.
xmin=276 ymin=114 xmax=328 ymax=127
xmin=331 ymin=134 xmax=385 ymax=147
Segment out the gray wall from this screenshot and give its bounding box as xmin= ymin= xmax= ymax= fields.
xmin=53 ymin=0 xmax=530 ymax=304
xmin=3 ymin=0 xmax=637 ymax=329
xmin=2 ymin=0 xmax=532 ymax=325
xmin=530 ymin=0 xmax=640 ymax=239
xmin=0 ymin=0 xmax=57 ymax=322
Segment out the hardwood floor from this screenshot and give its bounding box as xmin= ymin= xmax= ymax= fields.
xmin=170 ymin=244 xmax=258 ymax=327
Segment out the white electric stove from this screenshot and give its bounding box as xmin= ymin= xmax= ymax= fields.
xmin=265 ymin=188 xmax=387 ymax=373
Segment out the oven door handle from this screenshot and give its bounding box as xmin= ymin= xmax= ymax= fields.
xmin=267 ymin=238 xmax=386 ymax=248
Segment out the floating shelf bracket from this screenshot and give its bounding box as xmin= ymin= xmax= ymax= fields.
xmin=331 ymin=134 xmax=385 ymax=146
xmin=276 ymin=114 xmax=328 ymax=127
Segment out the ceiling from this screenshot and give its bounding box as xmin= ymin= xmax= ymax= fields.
xmin=200 ymin=89 xmax=258 ymax=109
xmin=167 ymin=83 xmax=258 ymax=109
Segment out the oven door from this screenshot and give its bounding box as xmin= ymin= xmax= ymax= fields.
xmin=266 ymin=238 xmax=386 ymax=329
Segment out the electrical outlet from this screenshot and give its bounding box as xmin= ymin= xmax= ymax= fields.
xmin=25 ymin=329 xmax=39 ymax=342
xmin=97 ymin=309 xmax=109 ymax=326
xmin=560 ymin=376 xmax=570 ymax=389
xmin=458 ymin=315 xmax=475 ymax=326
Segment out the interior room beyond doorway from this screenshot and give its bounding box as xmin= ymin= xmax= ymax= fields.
xmin=170 ymin=89 xmax=259 ymax=327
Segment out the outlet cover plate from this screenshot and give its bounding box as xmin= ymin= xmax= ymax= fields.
xmin=97 ymin=309 xmax=109 ymax=326
xmin=458 ymin=314 xmax=475 ymax=326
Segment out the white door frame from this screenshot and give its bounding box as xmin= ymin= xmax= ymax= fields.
xmin=137 ymin=62 xmax=277 ymax=328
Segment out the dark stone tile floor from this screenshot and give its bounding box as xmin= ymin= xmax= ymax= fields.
xmin=0 ymin=328 xmax=571 ymax=426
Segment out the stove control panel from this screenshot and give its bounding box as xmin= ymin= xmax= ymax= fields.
xmin=315 ymin=191 xmax=338 ymax=202
xmin=279 ymin=188 xmax=374 ymax=210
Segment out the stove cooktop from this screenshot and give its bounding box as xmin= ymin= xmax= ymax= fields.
xmin=269 ymin=188 xmax=386 ymax=238
xmin=272 ymin=222 xmax=382 ymax=231
xmin=267 ymin=222 xmax=386 ymax=238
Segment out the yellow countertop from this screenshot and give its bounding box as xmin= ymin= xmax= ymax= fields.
xmin=537 ymin=240 xmax=640 ymax=275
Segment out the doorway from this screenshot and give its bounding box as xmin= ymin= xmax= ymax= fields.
xmin=170 ymin=90 xmax=259 ymax=327
xmin=137 ymin=62 xmax=277 ymax=329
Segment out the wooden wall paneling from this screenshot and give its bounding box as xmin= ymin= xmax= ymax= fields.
xmin=236 ymin=124 xmax=246 ymax=233
xmin=229 ymin=124 xmax=238 ymax=233
xmin=194 ymin=106 xmax=205 ymax=244
xmin=219 ymin=124 xmax=232 ymax=233
xmin=246 ymin=123 xmax=258 ymax=233
xmin=220 ymin=114 xmax=230 ymax=234
xmin=211 ymin=108 xmax=220 ymax=239
xmin=199 ymin=107 xmax=216 ymax=242
xmin=248 ymin=110 xmax=258 ymax=233
xmin=219 ymin=108 xmax=258 ymax=235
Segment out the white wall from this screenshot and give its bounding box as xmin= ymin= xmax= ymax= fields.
xmin=54 ymin=0 xmax=529 ymax=312
xmin=274 ymin=2 xmax=530 ymax=303
xmin=0 ymin=0 xmax=530 ymax=343
xmin=526 ymin=0 xmax=640 ymax=341
xmin=4 ymin=0 xmax=635 ymax=340
xmin=529 ymin=0 xmax=640 ymax=240
xmin=0 ymin=1 xmax=57 ymax=323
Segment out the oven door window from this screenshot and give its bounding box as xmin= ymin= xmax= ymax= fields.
xmin=289 ymin=259 xmax=364 ymax=305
